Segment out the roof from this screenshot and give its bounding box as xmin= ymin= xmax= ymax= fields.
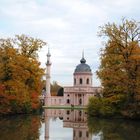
xmin=74 ymin=56 xmax=92 ymax=73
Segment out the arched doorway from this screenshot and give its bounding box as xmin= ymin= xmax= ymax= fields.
xmin=67 ymin=99 xmax=70 ymax=104
xmin=79 ymin=98 xmax=82 ymax=105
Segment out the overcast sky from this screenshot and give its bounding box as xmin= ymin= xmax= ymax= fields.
xmin=0 ymin=0 xmax=139 ymax=86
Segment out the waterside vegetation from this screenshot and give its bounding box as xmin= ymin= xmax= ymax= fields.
xmin=87 ymin=19 xmax=140 ymax=119
xmin=0 ymin=35 xmax=46 ymax=115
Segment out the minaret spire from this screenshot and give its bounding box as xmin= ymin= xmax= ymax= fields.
xmin=80 ymin=50 xmax=86 ymax=63
xmin=47 ymin=47 xmax=51 ymax=57
xmin=45 ymin=48 xmax=51 ymax=106
xmin=82 ymin=49 xmax=84 ymax=58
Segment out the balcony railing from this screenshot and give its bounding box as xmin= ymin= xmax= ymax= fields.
xmin=64 ymin=86 xmax=101 ymax=93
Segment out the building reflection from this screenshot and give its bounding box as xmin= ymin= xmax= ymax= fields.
xmin=44 ymin=109 xmax=92 ymax=140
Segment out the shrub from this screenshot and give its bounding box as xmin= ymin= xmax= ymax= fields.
xmin=87 ymin=95 xmax=127 ymax=117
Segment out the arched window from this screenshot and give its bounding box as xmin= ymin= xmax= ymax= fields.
xmin=79 ymin=131 xmax=82 ymax=137
xmin=79 ymin=111 xmax=82 ymax=116
xmin=86 ymin=78 xmax=89 ymax=84
xmin=80 ymin=78 xmax=82 ymax=84
xmin=79 ymin=98 xmax=82 ymax=105
xmin=86 ymin=131 xmax=89 ymax=137
xmin=67 ymin=99 xmax=70 ymax=104
xmin=67 ymin=110 xmax=70 ymax=115
xmin=74 ymin=78 xmax=76 ymax=85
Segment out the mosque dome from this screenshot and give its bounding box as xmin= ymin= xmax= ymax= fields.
xmin=74 ymin=54 xmax=92 ymax=73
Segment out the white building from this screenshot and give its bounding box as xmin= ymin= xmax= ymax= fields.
xmin=45 ymin=50 xmax=101 ymax=106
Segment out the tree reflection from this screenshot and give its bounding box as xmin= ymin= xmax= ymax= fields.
xmin=87 ymin=116 xmax=140 ymax=140
xmin=1 ymin=110 xmax=140 ymax=140
xmin=0 ymin=115 xmax=41 ymax=140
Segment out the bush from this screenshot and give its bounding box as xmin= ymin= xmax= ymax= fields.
xmin=87 ymin=95 xmax=126 ymax=117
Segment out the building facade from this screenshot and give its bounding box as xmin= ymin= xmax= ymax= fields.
xmin=44 ymin=109 xmax=93 ymax=140
xmin=45 ymin=50 xmax=101 ymax=106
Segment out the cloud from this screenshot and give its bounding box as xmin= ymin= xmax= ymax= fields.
xmin=0 ymin=0 xmax=139 ymax=86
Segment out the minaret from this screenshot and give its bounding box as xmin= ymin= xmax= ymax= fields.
xmin=45 ymin=109 xmax=50 ymax=140
xmin=45 ymin=48 xmax=51 ymax=106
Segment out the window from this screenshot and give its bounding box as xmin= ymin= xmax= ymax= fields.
xmin=79 ymin=131 xmax=82 ymax=137
xmin=80 ymin=78 xmax=82 ymax=84
xmin=78 ymin=117 xmax=81 ymax=121
xmin=79 ymin=98 xmax=82 ymax=105
xmin=67 ymin=110 xmax=70 ymax=115
xmin=74 ymin=130 xmax=75 ymax=137
xmin=74 ymin=78 xmax=76 ymax=85
xmin=86 ymin=131 xmax=89 ymax=137
xmin=67 ymin=99 xmax=70 ymax=104
xmin=79 ymin=111 xmax=82 ymax=116
xmin=87 ymin=78 xmax=89 ymax=84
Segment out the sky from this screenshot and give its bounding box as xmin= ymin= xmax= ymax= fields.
xmin=0 ymin=0 xmax=139 ymax=86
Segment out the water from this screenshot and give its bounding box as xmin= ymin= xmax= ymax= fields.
xmin=0 ymin=109 xmax=140 ymax=140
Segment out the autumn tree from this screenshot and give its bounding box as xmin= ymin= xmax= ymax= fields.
xmin=0 ymin=35 xmax=46 ymax=115
xmin=97 ymin=19 xmax=140 ymax=104
xmin=51 ymin=81 xmax=61 ymax=93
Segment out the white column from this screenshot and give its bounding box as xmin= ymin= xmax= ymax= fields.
xmin=83 ymin=93 xmax=85 ymax=106
xmin=77 ymin=94 xmax=78 ymax=106
xmin=45 ymin=109 xmax=50 ymax=140
xmin=46 ymin=66 xmax=51 ymax=96
xmin=45 ymin=49 xmax=51 ymax=106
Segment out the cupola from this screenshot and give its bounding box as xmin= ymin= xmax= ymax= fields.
xmin=73 ymin=52 xmax=92 ymax=87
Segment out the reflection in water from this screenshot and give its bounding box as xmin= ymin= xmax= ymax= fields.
xmin=88 ymin=116 xmax=140 ymax=140
xmin=44 ymin=109 xmax=100 ymax=140
xmin=44 ymin=109 xmax=140 ymax=140
xmin=0 ymin=110 xmax=140 ymax=140
xmin=0 ymin=115 xmax=41 ymax=140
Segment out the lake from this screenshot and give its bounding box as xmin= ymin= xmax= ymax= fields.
xmin=0 ymin=109 xmax=140 ymax=140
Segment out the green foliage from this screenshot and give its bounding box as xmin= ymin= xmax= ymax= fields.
xmin=87 ymin=95 xmax=126 ymax=117
xmin=57 ymin=87 xmax=64 ymax=96
xmin=87 ymin=97 xmax=101 ymax=116
xmin=87 ymin=116 xmax=140 ymax=140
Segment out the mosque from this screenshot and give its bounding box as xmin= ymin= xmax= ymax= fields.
xmin=44 ymin=49 xmax=101 ymax=106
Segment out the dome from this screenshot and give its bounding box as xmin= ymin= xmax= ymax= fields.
xmin=74 ymin=56 xmax=92 ymax=73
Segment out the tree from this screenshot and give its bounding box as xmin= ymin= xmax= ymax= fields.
xmin=51 ymin=81 xmax=61 ymax=96
xmin=0 ymin=35 xmax=46 ymax=114
xmin=57 ymin=87 xmax=64 ymax=96
xmin=16 ymin=34 xmax=46 ymax=59
xmin=97 ymin=19 xmax=140 ymax=103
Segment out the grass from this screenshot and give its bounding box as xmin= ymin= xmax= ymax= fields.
xmin=43 ymin=105 xmax=86 ymax=110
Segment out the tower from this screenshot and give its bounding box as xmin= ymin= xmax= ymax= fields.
xmin=73 ymin=52 xmax=92 ymax=106
xmin=45 ymin=48 xmax=51 ymax=106
xmin=73 ymin=52 xmax=92 ymax=87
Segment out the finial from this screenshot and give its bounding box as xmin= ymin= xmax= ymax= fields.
xmin=80 ymin=50 xmax=86 ymax=63
xmin=82 ymin=49 xmax=84 ymax=58
xmin=47 ymin=47 xmax=51 ymax=57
